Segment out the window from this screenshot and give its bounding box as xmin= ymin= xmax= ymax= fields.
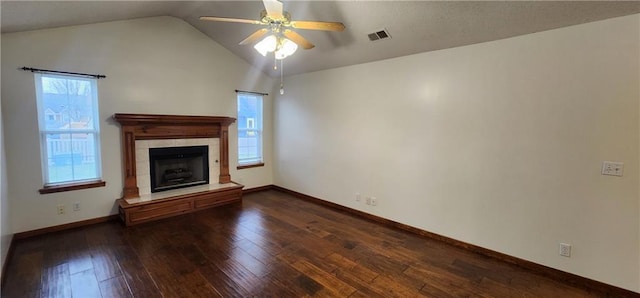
xmin=237 ymin=92 xmax=263 ymax=167
xmin=34 ymin=73 xmax=103 ymax=189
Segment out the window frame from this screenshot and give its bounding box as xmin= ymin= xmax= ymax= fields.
xmin=34 ymin=73 xmax=105 ymax=193
xmin=236 ymin=92 xmax=264 ymax=169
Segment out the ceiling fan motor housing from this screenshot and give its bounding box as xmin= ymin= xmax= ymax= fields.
xmin=261 ymin=10 xmax=291 ymax=24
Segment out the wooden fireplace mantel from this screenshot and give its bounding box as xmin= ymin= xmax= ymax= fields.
xmin=113 ymin=113 xmax=236 ymax=199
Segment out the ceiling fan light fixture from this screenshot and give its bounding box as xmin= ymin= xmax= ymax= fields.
xmin=201 ymin=0 xmax=345 ymax=65
xmin=275 ymin=38 xmax=298 ymax=60
xmin=254 ymin=35 xmax=278 ymax=56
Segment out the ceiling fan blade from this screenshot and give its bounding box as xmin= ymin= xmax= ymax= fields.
xmin=262 ymin=0 xmax=284 ymax=19
xmin=199 ymin=16 xmax=262 ymax=25
xmin=239 ymin=28 xmax=270 ymax=45
xmin=290 ymin=21 xmax=345 ymax=32
xmin=283 ymin=29 xmax=315 ymax=50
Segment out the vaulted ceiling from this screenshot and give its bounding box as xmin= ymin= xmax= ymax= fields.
xmin=2 ymin=1 xmax=639 ymax=77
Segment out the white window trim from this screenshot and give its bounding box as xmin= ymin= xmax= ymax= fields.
xmin=237 ymin=93 xmax=263 ymax=166
xmin=34 ymin=73 xmax=103 ymax=187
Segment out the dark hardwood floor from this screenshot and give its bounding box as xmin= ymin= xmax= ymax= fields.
xmin=2 ymin=190 xmax=605 ymax=297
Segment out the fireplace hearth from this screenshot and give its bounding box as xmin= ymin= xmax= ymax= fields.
xmin=149 ymin=145 xmax=209 ymax=193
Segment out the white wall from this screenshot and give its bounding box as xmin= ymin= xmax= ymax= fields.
xmin=274 ymin=14 xmax=640 ymax=292
xmin=1 ymin=16 xmax=275 ymax=233
xmin=0 ymin=66 xmax=12 ymax=281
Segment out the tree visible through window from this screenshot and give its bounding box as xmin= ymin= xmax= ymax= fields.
xmin=34 ymin=73 xmax=102 ymax=185
xmin=237 ymin=93 xmax=263 ymax=166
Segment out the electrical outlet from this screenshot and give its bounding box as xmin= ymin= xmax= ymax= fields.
xmin=73 ymin=202 xmax=80 ymax=211
xmin=371 ymin=197 xmax=378 ymax=206
xmin=559 ymin=243 xmax=571 ymax=257
xmin=365 ymin=197 xmax=371 ymax=205
xmin=355 ymin=193 xmax=361 ymax=202
xmin=601 ymin=161 xmax=624 ymax=177
xmin=57 ymin=205 xmax=65 ymax=215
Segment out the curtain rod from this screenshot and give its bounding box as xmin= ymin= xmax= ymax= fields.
xmin=20 ymin=67 xmax=106 ymax=79
xmin=235 ymin=89 xmax=268 ymax=96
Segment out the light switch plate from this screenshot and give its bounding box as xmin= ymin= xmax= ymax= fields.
xmin=601 ymin=161 xmax=624 ymax=177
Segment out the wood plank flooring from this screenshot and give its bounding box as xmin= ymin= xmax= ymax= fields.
xmin=2 ymin=190 xmax=605 ymax=297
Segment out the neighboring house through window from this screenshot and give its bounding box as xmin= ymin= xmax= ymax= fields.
xmin=237 ymin=92 xmax=263 ymax=167
xmin=34 ymin=73 xmax=103 ymax=187
xmin=246 ymin=118 xmax=255 ymax=136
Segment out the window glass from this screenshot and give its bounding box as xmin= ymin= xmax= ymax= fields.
xmin=237 ymin=93 xmax=263 ymax=165
xmin=35 ymin=73 xmax=102 ymax=185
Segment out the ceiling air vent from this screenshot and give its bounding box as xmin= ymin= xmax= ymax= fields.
xmin=367 ymin=28 xmax=391 ymax=41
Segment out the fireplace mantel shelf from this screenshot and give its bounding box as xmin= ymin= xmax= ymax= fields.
xmin=114 ymin=113 xmax=241 ymax=226
xmin=113 ymin=113 xmax=236 ymax=127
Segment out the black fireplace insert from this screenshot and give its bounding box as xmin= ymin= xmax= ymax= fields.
xmin=149 ymin=145 xmax=209 ymax=193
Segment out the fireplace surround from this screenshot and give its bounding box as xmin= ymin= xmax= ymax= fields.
xmin=113 ymin=113 xmax=243 ymax=226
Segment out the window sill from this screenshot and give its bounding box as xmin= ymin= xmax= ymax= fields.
xmin=237 ymin=163 xmax=265 ymax=170
xmin=39 ymin=180 xmax=106 ymax=194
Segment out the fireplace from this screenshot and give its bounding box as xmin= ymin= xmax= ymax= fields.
xmin=114 ymin=113 xmax=236 ymax=199
xmin=149 ymin=145 xmax=209 ymax=193
xmin=114 ymin=113 xmax=242 ymax=226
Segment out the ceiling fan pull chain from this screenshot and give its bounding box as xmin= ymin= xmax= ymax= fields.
xmin=280 ymin=59 xmax=285 ymax=95
xmin=274 ymin=55 xmax=277 ymax=70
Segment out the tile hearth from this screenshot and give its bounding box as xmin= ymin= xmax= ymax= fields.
xmin=124 ymin=182 xmax=239 ymax=204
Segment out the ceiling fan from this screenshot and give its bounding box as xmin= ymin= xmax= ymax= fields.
xmin=200 ymin=0 xmax=345 ymax=59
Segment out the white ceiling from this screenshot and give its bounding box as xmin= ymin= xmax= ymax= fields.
xmin=2 ymin=1 xmax=639 ymax=77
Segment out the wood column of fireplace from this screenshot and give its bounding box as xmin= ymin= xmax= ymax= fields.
xmin=113 ymin=113 xmax=236 ymax=199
